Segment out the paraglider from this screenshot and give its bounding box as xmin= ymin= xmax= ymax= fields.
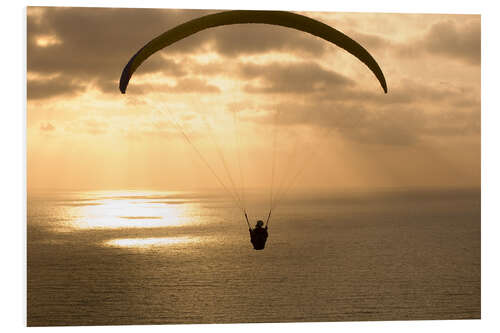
xmin=249 ymin=220 xmax=268 ymax=250
xmin=119 ymin=10 xmax=388 ymax=250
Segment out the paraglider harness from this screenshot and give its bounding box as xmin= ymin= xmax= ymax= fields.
xmin=245 ymin=211 xmax=270 ymax=250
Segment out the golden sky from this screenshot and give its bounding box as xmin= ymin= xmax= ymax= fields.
xmin=27 ymin=7 xmax=480 ymax=191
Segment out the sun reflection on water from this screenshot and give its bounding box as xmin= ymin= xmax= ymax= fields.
xmin=66 ymin=190 xmax=201 ymax=230
xmin=104 ymin=236 xmax=202 ymax=248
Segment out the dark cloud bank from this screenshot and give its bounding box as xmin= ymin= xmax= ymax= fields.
xmin=27 ymin=7 xmax=480 ymax=147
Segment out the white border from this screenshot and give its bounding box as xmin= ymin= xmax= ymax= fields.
xmin=4 ymin=0 xmax=499 ymax=332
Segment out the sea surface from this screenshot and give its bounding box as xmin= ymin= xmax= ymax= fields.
xmin=27 ymin=187 xmax=480 ymax=326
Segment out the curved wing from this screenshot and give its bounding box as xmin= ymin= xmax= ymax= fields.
xmin=119 ymin=10 xmax=387 ymax=94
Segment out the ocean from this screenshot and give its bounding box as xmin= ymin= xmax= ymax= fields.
xmin=27 ymin=187 xmax=480 ymax=326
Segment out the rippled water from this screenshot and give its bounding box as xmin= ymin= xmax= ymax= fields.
xmin=27 ymin=188 xmax=480 ymax=326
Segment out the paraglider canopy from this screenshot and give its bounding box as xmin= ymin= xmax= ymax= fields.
xmin=119 ymin=10 xmax=387 ymax=94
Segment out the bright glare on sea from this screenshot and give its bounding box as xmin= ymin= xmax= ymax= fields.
xmin=27 ymin=187 xmax=480 ymax=326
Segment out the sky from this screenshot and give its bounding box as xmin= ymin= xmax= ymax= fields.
xmin=26 ymin=6 xmax=481 ymax=192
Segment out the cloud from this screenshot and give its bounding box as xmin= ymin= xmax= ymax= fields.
xmin=26 ymin=7 xmax=338 ymax=100
xmin=306 ymin=77 xmax=480 ymax=113
xmin=206 ymin=23 xmax=327 ymax=57
xmin=27 ymin=7 xmax=213 ymax=99
xmin=238 ymin=61 xmax=354 ymax=94
xmin=238 ymin=90 xmax=479 ymax=147
xmin=270 ymin=102 xmax=425 ymax=146
xmin=397 ymin=17 xmax=480 ymax=65
xmin=350 ymin=31 xmax=392 ymax=51
xmin=28 ymin=75 xmax=86 ymax=100
xmin=125 ymin=77 xmax=221 ymax=95
xmin=423 ymin=19 xmax=480 ymax=65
